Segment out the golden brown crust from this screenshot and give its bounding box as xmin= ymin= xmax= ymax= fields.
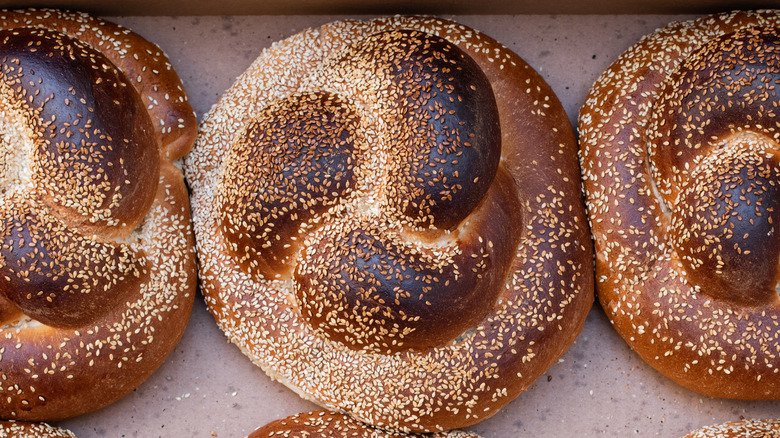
xmin=186 ymin=16 xmax=593 ymax=432
xmin=579 ymin=9 xmax=780 ymax=399
xmin=248 ymin=411 xmax=480 ymax=438
xmin=0 ymin=9 xmax=197 ymax=420
xmin=682 ymin=419 xmax=780 ymax=438
xmin=0 ymin=420 xmax=76 ymax=438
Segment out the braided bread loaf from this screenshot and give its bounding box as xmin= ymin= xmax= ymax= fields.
xmin=0 ymin=9 xmax=197 ymax=420
xmin=187 ymin=16 xmax=593 ymax=432
xmin=579 ymin=10 xmax=780 ymax=399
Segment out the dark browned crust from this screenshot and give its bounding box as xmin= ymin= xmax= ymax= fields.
xmin=579 ymin=9 xmax=780 ymax=400
xmin=0 ymin=27 xmax=158 ymax=235
xmin=187 ymin=16 xmax=593 ymax=433
xmin=218 ymin=91 xmax=362 ymax=279
xmin=0 ymin=9 xmax=197 ymax=421
xmin=249 ymin=411 xmax=480 ymax=438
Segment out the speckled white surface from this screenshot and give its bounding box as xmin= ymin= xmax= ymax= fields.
xmin=54 ymin=15 xmax=780 ymax=438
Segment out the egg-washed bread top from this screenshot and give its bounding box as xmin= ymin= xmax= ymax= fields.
xmin=579 ymin=9 xmax=780 ymax=399
xmin=248 ymin=411 xmax=481 ymax=438
xmin=186 ymin=16 xmax=593 ymax=433
xmin=0 ymin=9 xmax=198 ymax=420
xmin=682 ymin=419 xmax=780 ymax=438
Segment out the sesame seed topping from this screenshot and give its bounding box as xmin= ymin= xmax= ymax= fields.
xmin=0 ymin=8 xmax=197 ymax=420
xmin=578 ymin=9 xmax=780 ymax=399
xmin=186 ymin=15 xmax=592 ymax=433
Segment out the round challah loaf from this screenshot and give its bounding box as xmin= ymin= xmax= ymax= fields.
xmin=0 ymin=9 xmax=197 ymax=420
xmin=579 ymin=10 xmax=780 ymax=398
xmin=187 ymin=16 xmax=593 ymax=432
